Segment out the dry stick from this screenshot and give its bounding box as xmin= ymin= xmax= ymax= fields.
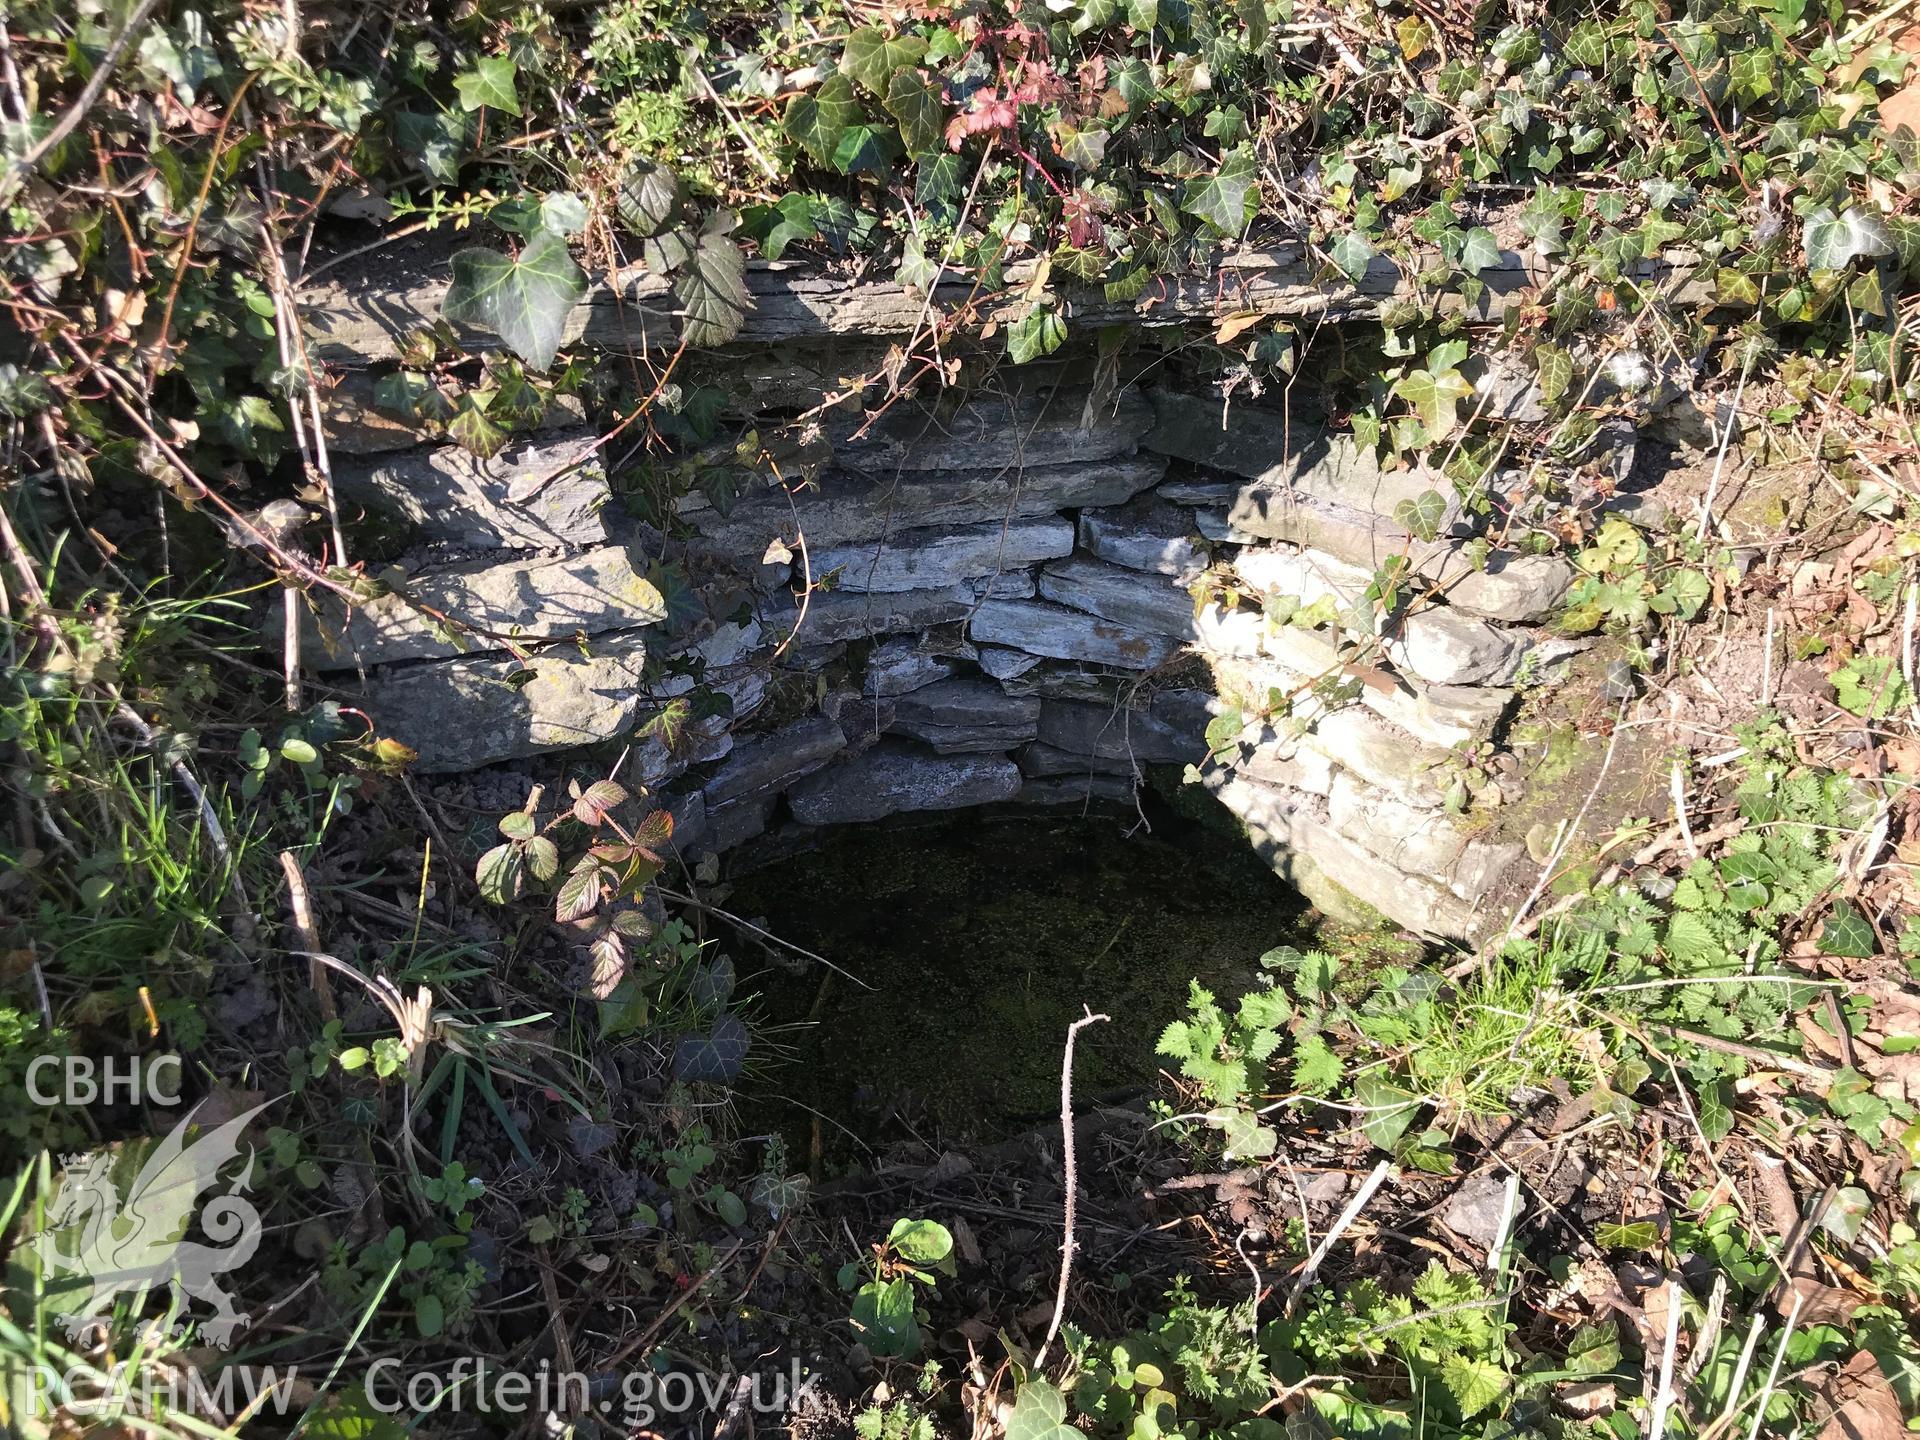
xmin=1695 ymin=352 xmax=1756 ymax=543
xmin=1034 ymin=1008 xmax=1110 ymax=1371
xmin=1287 ymin=1159 xmax=1393 ymax=1315
xmin=1742 ymin=1291 xmax=1804 ymax=1440
xmin=1648 ymin=1276 xmax=1684 ymax=1440
xmin=278 ymin=851 xmax=337 ymax=1022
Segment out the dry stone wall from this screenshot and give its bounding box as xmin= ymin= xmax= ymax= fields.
xmin=310 ymin=382 xmax=1600 ymax=943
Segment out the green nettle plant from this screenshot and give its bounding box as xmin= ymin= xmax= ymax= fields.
xmin=841 ymin=1217 xmax=956 ymax=1358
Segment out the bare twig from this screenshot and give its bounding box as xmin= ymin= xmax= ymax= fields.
xmin=278 ymin=850 xmax=337 ymax=1022
xmin=1287 ymin=1160 xmax=1393 ymax=1314
xmin=1034 ymin=1007 xmax=1110 ymax=1370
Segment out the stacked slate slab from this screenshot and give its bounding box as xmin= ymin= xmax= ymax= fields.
xmin=311 ymin=382 xmax=1594 ymax=941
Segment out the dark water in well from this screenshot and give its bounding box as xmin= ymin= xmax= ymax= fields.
xmin=724 ymin=791 xmax=1325 ymax=1165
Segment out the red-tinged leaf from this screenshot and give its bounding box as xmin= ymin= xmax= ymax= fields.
xmin=573 ymin=779 xmax=628 ymax=826
xmin=590 ymin=841 xmax=638 ymax=863
xmin=632 ymin=809 xmax=675 ymax=854
xmin=555 ymin=859 xmax=605 ymax=923
xmin=589 ymin=933 xmax=626 ymax=1000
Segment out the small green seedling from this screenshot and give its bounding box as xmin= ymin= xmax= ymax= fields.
xmin=840 ymin=1217 xmax=956 ymax=1358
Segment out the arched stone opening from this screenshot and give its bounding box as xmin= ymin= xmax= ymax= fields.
xmin=310 ymin=377 xmax=1599 ymax=946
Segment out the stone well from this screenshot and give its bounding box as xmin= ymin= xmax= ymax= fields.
xmin=302 ymin=378 xmax=1617 ymax=943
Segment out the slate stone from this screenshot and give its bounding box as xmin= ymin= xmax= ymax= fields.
xmin=834 ymin=388 xmax=1152 ymax=472
xmin=1035 ymin=692 xmax=1211 ymax=764
xmin=689 ymin=457 xmax=1165 ymax=555
xmin=334 ymin=429 xmax=610 ymax=549
xmin=1037 ymin=555 xmax=1193 ymax=637
xmin=701 ymin=716 xmax=846 ymax=807
xmin=1143 ymin=390 xmax=1434 ymax=517
xmin=1077 ymin=495 xmax=1208 ymax=575
xmin=786 ymin=743 xmax=1021 ymax=824
xmin=1017 ymin=742 xmax=1139 ymax=778
xmin=306 ymin=544 xmax=662 ymax=668
xmin=968 ymin=601 xmax=1182 ymax=670
xmin=368 ymin=633 xmax=648 ymax=773
xmin=865 ymin=637 xmax=957 ymax=696
xmin=888 ymin=678 xmax=1042 ymax=754
xmin=813 ymin=517 xmax=1073 ymax=593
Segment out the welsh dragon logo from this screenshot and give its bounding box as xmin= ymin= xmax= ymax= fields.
xmin=26 ymin=1101 xmax=269 ymax=1348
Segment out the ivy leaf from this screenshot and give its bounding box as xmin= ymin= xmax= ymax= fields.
xmin=1458 ymin=226 xmax=1501 ymax=274
xmin=1209 ymin=1107 xmax=1278 ymax=1159
xmin=1181 ymin=146 xmax=1258 ymax=234
xmin=394 ymin=109 xmax=472 ymax=184
xmin=885 ymin=68 xmax=945 ymax=155
xmin=1355 ymin=1072 xmax=1420 ymax=1151
xmin=1392 ymin=488 xmax=1448 ymax=542
xmin=1534 ymin=342 xmax=1574 ymax=404
xmin=616 ymin=160 xmax=683 ymax=238
xmin=1328 ymin=230 xmax=1375 ymax=282
xmin=1004 ymin=1384 xmax=1077 ymax=1440
xmin=1391 ymin=367 xmax=1473 ymax=442
xmin=783 ymin=74 xmax=859 ymax=168
xmin=1696 ymin=1077 xmax=1735 ymax=1142
xmin=1820 ymin=903 xmax=1878 ymax=959
xmin=444 ymin=231 xmax=588 ymax=371
xmin=1007 ymin=309 xmax=1067 ymax=364
xmin=454 ymin=56 xmax=520 ymax=115
xmin=674 ymin=1014 xmax=750 ymax=1083
xmin=1057 ymin=122 xmax=1108 ymax=170
xmin=1804 ymin=207 xmax=1896 ymax=272
xmin=842 ymin=27 xmax=927 ymax=96
xmin=832 ymin=123 xmax=901 ymax=176
xmin=447 ymin=396 xmax=508 ymax=458
xmin=673 ymin=232 xmax=748 ymax=347
xmin=1125 ymin=0 xmax=1159 ymax=32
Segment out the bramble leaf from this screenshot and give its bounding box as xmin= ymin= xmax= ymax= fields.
xmin=616 ymin=160 xmax=683 ymax=238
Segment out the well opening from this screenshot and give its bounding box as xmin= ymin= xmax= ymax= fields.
xmin=719 ymin=785 xmax=1339 ymax=1162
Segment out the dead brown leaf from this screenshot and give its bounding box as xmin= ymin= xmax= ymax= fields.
xmin=1778 ymin=1276 xmax=1865 ymax=1328
xmin=1816 ymin=1351 xmax=1905 ymax=1440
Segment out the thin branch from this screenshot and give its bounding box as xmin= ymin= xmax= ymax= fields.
xmin=1034 ymin=1007 xmax=1109 ymax=1370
